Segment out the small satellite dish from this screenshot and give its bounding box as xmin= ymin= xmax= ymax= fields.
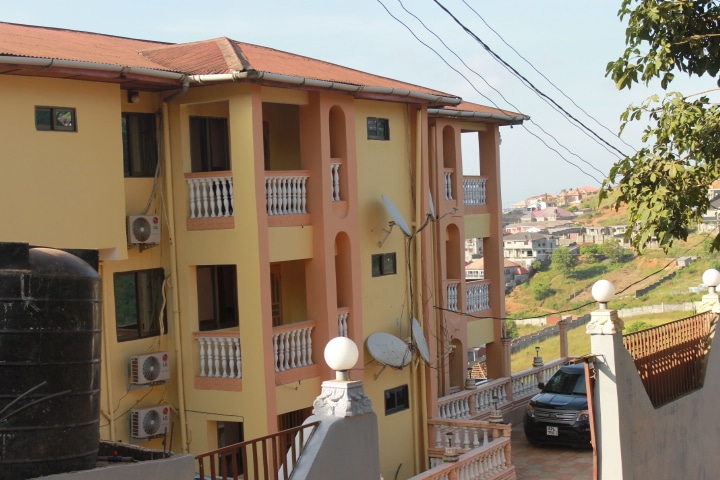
xmin=381 ymin=195 xmax=412 ymax=237
xmin=411 ymin=318 xmax=431 ymax=364
xmin=428 ymin=191 xmax=436 ymax=219
xmin=366 ymin=332 xmax=412 ymax=369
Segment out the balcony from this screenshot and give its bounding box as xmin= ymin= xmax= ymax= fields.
xmin=272 ymin=321 xmax=319 ymax=384
xmin=194 ymin=331 xmax=243 ymax=392
xmin=185 ymin=171 xmax=235 ymax=230
xmin=445 ymin=280 xmax=491 ymax=314
xmin=463 ymin=176 xmax=488 ymax=215
xmin=265 ymin=171 xmax=310 ymax=227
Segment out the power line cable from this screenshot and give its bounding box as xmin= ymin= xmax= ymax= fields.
xmin=460 ymin=0 xmax=637 ymax=152
xmin=432 ymin=0 xmax=630 ymax=159
xmin=378 ymin=0 xmax=606 ymax=183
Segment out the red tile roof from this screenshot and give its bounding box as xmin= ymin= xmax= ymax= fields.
xmin=0 ymin=21 xmax=527 ymax=121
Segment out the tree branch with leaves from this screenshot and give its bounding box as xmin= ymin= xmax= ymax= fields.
xmin=602 ymin=0 xmax=720 ymax=252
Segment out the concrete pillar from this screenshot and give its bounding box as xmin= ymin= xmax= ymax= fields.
xmin=558 ymin=319 xmax=569 ymax=358
xmin=587 ymin=306 xmax=633 ymax=480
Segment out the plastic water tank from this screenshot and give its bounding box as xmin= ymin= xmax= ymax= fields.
xmin=0 ymin=243 xmax=102 ymax=479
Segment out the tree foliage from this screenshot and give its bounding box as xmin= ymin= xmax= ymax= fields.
xmin=551 ymin=246 xmax=577 ymax=274
xmin=602 ymin=0 xmax=720 ymax=252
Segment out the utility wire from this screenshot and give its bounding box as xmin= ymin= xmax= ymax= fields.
xmin=432 ymin=0 xmax=630 ymax=159
xmin=378 ymin=0 xmax=606 ymax=183
xmin=460 ymin=0 xmax=637 ymax=153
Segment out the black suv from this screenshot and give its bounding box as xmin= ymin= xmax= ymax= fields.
xmin=523 ymin=363 xmax=591 ymax=448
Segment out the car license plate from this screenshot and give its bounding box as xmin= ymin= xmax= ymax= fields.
xmin=546 ymin=426 xmax=559 ymax=436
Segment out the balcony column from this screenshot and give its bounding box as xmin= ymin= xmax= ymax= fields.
xmin=587 ymin=280 xmax=632 ymax=480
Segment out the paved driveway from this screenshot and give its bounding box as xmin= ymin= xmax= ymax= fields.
xmin=511 ymin=423 xmax=593 ymax=480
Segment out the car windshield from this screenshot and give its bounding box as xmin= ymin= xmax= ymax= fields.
xmin=543 ymin=370 xmax=586 ymax=395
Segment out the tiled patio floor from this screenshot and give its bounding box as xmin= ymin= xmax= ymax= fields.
xmin=511 ymin=423 xmax=594 ymax=480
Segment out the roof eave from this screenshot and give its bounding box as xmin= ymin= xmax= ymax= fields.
xmin=427 ymin=107 xmax=529 ymax=125
xmin=188 ymin=69 xmax=463 ymax=105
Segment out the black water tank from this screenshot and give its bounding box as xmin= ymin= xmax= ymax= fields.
xmin=0 ymin=243 xmax=102 ymax=479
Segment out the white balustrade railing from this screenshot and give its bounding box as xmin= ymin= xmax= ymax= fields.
xmin=466 ymin=280 xmax=490 ymax=313
xmin=437 ymin=378 xmax=510 ymax=420
xmin=463 ymin=176 xmax=487 ymax=206
xmin=330 ymin=163 xmax=341 ymax=201
xmin=446 ymin=281 xmax=459 ymax=311
xmin=338 ymin=309 xmax=349 ymax=337
xmin=511 ymin=358 xmax=565 ymax=400
xmin=195 ymin=333 xmax=242 ymax=379
xmin=186 ymin=173 xmax=234 ymax=219
xmin=444 ymin=169 xmax=454 ymax=200
xmin=272 ymin=323 xmax=314 ymax=372
xmin=413 ymin=437 xmax=512 ymax=480
xmin=265 ymin=172 xmax=309 ymax=216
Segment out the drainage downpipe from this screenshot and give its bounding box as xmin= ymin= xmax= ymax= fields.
xmin=161 ymin=88 xmax=190 ymax=453
xmin=188 ymin=70 xmax=463 ymax=106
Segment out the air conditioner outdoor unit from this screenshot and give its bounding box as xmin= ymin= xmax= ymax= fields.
xmin=127 ymin=215 xmax=161 ymax=244
xmin=130 ymin=405 xmax=170 ymax=439
xmin=129 ymin=352 xmax=170 ymax=385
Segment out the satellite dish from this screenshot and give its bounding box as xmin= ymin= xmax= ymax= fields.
xmin=381 ymin=195 xmax=412 ymax=237
xmin=366 ymin=332 xmax=412 ymax=369
xmin=428 ymin=191 xmax=436 ymax=219
xmin=411 ymin=318 xmax=431 ymax=364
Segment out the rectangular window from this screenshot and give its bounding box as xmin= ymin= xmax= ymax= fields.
xmin=385 ymin=385 xmax=409 ymax=415
xmin=122 ymin=113 xmax=158 ymax=177
xmin=35 ymin=106 xmax=77 ymax=132
xmin=367 ymin=117 xmax=389 ymax=140
xmin=372 ymin=253 xmax=396 ymax=277
xmin=190 ymin=116 xmax=230 ymax=172
xmin=114 ymin=268 xmax=166 ymax=342
xmin=197 ymin=265 xmax=239 ymax=331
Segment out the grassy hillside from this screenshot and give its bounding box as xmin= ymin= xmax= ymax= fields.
xmin=506 ymin=192 xmax=719 ymax=320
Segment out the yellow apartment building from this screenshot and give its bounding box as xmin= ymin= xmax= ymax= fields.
xmin=0 ymin=22 xmax=526 ymax=479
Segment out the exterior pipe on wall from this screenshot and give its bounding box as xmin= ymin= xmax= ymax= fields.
xmin=0 ymin=56 xmax=188 ymax=81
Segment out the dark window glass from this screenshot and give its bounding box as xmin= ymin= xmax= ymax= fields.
xmin=367 ymin=117 xmax=390 ymax=140
xmin=190 ymin=116 xmax=230 ymax=172
xmin=385 ymin=385 xmax=409 ymax=415
xmin=372 ymin=253 xmax=397 ymax=277
xmin=218 ymin=422 xmax=244 ymax=476
xmin=35 ymin=106 xmax=77 ymax=132
xmin=114 ymin=268 xmax=166 ymax=342
xmin=197 ymin=265 xmax=239 ymax=331
xmin=122 ymin=113 xmax=158 ymax=177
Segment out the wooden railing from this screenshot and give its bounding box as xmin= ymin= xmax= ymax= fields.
xmin=186 ymin=171 xmax=234 ymax=219
xmin=196 ymin=421 xmax=320 ymax=480
xmin=463 ymin=176 xmax=487 ymax=207
xmin=623 ymin=310 xmax=715 ymax=407
xmin=272 ymin=321 xmax=315 ymax=372
xmin=265 ymin=171 xmax=310 ymax=216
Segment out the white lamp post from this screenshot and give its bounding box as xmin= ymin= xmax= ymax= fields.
xmin=698 ymin=269 xmax=720 ymax=313
xmin=313 ymin=337 xmax=372 ymax=418
xmin=586 ymin=279 xmax=623 ymax=335
xmin=324 ymin=336 xmax=359 ymax=381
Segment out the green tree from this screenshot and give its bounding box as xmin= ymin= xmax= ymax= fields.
xmin=580 ymin=244 xmax=603 ymax=261
xmin=625 ymin=320 xmax=654 ymax=334
xmin=602 ymin=0 xmax=720 ymax=252
xmin=551 ymin=246 xmax=577 ymax=275
xmin=531 ymin=282 xmax=555 ymax=301
xmin=601 ymin=240 xmax=626 ymax=263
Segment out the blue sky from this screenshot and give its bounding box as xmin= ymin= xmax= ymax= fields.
xmin=3 ymin=0 xmax=692 ymax=206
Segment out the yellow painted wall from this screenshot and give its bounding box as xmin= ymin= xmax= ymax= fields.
xmin=166 ymin=83 xmax=278 ymax=447
xmin=268 ymin=226 xmax=314 ymax=261
xmin=355 ymin=99 xmax=419 ymax=480
xmin=465 ymin=213 xmax=491 ymax=239
xmin=0 ymin=76 xmax=127 ymax=257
